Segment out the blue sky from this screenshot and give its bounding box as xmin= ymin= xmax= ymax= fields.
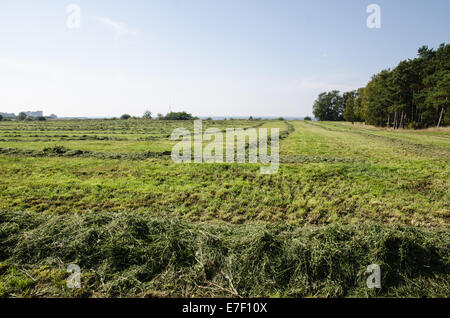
xmin=0 ymin=0 xmax=449 ymax=117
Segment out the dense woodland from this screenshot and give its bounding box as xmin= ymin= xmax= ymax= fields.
xmin=313 ymin=44 xmax=449 ymax=128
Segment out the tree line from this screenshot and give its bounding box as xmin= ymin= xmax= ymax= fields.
xmin=118 ymin=111 xmax=198 ymax=120
xmin=313 ymin=44 xmax=449 ymax=128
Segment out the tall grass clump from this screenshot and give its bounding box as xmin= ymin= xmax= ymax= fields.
xmin=0 ymin=211 xmax=448 ymax=298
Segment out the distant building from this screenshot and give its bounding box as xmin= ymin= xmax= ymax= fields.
xmin=24 ymin=111 xmax=44 ymax=118
xmin=0 ymin=112 xmax=16 ymax=118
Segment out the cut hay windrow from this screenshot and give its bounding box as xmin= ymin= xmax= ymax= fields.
xmin=0 ymin=211 xmax=448 ymax=298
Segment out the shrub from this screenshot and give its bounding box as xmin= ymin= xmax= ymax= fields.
xmin=408 ymin=122 xmax=422 ymax=130
xmin=142 ymin=111 xmax=152 ymax=120
xmin=162 ymin=112 xmax=196 ymax=120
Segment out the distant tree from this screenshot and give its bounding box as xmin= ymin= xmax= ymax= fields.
xmin=418 ymin=45 xmax=435 ymax=60
xmin=312 ymin=91 xmax=345 ymax=121
xmin=312 ymin=93 xmax=328 ymax=120
xmin=362 ymin=70 xmax=394 ymax=127
xmin=37 ymin=116 xmax=46 ymax=121
xmin=353 ymin=88 xmax=365 ymax=122
xmin=120 ymin=114 xmax=131 ymax=120
xmin=319 ymin=43 xmax=449 ymax=128
xmin=248 ymin=116 xmax=254 ymax=120
xmin=142 ymin=110 xmax=152 ymax=120
xmin=423 ymin=45 xmax=450 ymax=127
xmin=205 ymin=117 xmax=213 ymax=121
xmin=277 ymin=117 xmax=284 ymax=121
xmin=18 ymin=112 xmax=27 ymax=121
xmin=304 ymin=116 xmax=312 ymax=121
xmin=156 ymin=113 xmax=163 ymax=120
xmin=163 ymin=111 xmax=196 ymax=120
xmin=343 ymin=91 xmax=357 ymax=124
xmin=0 ymin=115 xmax=3 ymax=121
xmin=427 ymin=72 xmax=449 ymax=127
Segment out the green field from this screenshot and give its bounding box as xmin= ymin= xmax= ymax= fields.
xmin=0 ymin=119 xmax=449 ymax=297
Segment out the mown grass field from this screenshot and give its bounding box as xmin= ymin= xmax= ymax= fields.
xmin=0 ymin=119 xmax=449 ymax=297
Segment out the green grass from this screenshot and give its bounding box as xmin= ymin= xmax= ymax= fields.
xmin=0 ymin=211 xmax=448 ymax=298
xmin=0 ymin=119 xmax=265 ymax=152
xmin=0 ymin=119 xmax=448 ymax=297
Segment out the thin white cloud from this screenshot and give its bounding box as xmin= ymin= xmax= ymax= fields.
xmin=94 ymin=16 xmax=138 ymax=40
